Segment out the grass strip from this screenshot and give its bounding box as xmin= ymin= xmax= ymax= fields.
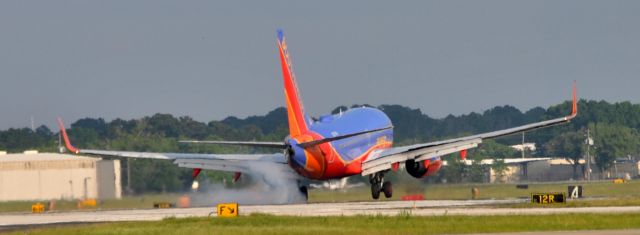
xmin=11 ymin=212 xmax=640 ymax=235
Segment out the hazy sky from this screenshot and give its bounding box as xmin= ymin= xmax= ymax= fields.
xmin=1 ymin=1 xmax=639 ymax=130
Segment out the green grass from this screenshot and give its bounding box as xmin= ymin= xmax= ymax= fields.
xmin=0 ymin=194 xmax=182 ymax=213
xmin=10 ymin=213 xmax=640 ymax=235
xmin=308 ymin=180 xmax=640 ymax=202
xmin=2 ymin=180 xmax=639 ymax=213
xmin=495 ymin=197 xmax=640 ymax=208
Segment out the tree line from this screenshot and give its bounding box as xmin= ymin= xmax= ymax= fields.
xmin=1 ymin=100 xmax=639 ymax=192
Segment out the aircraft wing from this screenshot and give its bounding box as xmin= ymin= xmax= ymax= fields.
xmin=361 ymin=83 xmax=578 ymax=176
xmin=78 ymin=149 xmax=287 ymax=174
xmin=56 ymin=119 xmax=293 ymax=176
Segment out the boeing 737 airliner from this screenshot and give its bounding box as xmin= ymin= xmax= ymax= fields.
xmin=58 ymin=30 xmax=577 ymax=200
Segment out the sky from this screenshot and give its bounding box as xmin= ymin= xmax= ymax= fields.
xmin=1 ymin=1 xmax=639 ymax=130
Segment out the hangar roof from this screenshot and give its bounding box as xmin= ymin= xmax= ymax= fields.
xmin=0 ymin=153 xmax=99 ymax=162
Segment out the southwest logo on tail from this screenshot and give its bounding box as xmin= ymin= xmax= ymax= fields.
xmin=57 ymin=29 xmax=578 ymax=201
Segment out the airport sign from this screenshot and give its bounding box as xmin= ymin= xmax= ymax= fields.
xmin=531 ymin=193 xmax=566 ymax=204
xmin=217 ymin=203 xmax=239 ymax=217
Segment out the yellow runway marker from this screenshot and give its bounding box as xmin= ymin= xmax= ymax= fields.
xmin=217 ymin=203 xmax=238 ymax=217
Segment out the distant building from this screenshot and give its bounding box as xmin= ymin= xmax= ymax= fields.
xmin=0 ymin=151 xmax=121 ymax=201
xmin=510 ymin=143 xmax=536 ymax=152
xmin=525 ymin=158 xmax=640 ymax=181
xmin=525 ymin=159 xmax=585 ymax=181
xmin=443 ymin=158 xmax=551 ymax=183
xmin=444 ymin=157 xmax=640 ymax=183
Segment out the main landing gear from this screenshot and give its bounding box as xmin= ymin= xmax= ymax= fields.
xmin=299 ymin=186 xmax=309 ymax=200
xmin=369 ymin=172 xmax=392 ymax=199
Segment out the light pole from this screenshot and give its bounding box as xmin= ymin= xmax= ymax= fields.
xmin=585 ymin=128 xmax=594 ymax=181
xmin=521 ymin=132 xmax=525 ymax=159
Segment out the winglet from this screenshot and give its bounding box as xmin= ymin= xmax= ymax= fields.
xmin=56 ymin=118 xmax=80 ymax=154
xmin=570 ymin=81 xmax=578 ymax=118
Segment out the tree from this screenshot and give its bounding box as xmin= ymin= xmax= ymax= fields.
xmin=72 ymin=118 xmax=107 ymax=135
xmin=6 ymin=99 xmax=640 ymax=192
xmin=543 ymin=130 xmax=584 ymax=179
xmin=439 ymin=155 xmax=466 ymax=183
xmin=35 ymin=125 xmax=52 ymax=136
xmin=491 ymin=158 xmax=508 ymax=183
xmin=589 ymin=122 xmax=640 ymax=173
xmin=468 ymin=159 xmax=487 ymax=183
xmin=0 ymin=127 xmax=55 ymax=152
xmin=146 ymin=114 xmax=184 ymax=137
xmin=475 ymin=140 xmax=519 ymax=159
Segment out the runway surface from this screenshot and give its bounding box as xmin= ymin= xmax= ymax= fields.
xmin=2 ymin=199 xmax=640 ymax=227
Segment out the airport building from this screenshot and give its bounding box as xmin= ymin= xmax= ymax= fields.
xmin=0 ymin=151 xmax=121 ymax=201
xmin=446 ymin=157 xmax=640 ymax=183
xmin=487 ymin=158 xmax=640 ymax=183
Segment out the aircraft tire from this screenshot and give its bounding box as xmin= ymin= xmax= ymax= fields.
xmin=382 ymin=181 xmax=393 ymax=198
xmin=371 ymin=184 xmax=381 ymax=200
xmin=299 ymin=186 xmax=309 ymax=201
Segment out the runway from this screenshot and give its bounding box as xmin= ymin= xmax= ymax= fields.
xmin=2 ymin=199 xmax=640 ymax=227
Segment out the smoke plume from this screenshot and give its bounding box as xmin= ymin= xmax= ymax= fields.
xmin=189 ymin=161 xmax=307 ymax=206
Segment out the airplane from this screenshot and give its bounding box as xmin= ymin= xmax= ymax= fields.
xmin=57 ymin=29 xmax=578 ymax=200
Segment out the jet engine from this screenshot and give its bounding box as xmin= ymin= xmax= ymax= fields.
xmin=405 ymin=158 xmax=442 ymax=178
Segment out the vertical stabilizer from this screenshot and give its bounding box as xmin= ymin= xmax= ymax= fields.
xmin=277 ymin=29 xmax=309 ymax=136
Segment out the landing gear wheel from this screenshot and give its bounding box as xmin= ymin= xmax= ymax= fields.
xmin=371 ymin=184 xmax=381 ymax=200
xmin=382 ymin=181 xmax=393 ymax=198
xmin=299 ymin=186 xmax=309 ymax=201
xmin=370 ymin=172 xmax=387 ymax=200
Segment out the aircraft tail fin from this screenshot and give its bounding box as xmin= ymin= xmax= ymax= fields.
xmin=277 ymin=29 xmax=310 ymax=137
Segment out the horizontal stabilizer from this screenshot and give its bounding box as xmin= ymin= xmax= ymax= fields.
xmin=179 ymin=140 xmax=286 ymax=149
xmin=297 ymin=126 xmax=393 ymax=148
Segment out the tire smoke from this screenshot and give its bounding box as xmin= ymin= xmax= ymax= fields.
xmin=189 ymin=161 xmax=307 ymax=205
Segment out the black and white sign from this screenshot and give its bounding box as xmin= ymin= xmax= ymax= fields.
xmin=568 ymin=185 xmax=583 ymax=199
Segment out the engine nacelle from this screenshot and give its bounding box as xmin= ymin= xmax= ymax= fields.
xmin=405 ymin=158 xmax=443 ymax=178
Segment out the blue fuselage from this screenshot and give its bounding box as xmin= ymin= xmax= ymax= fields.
xmin=286 ymin=107 xmax=394 ymax=179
